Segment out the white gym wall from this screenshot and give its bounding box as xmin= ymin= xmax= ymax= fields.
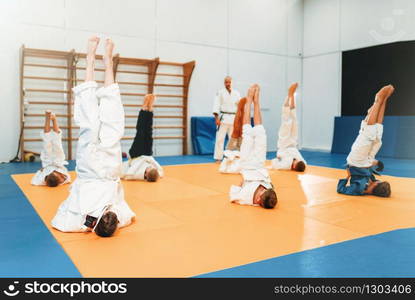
xmin=6 ymin=1 xmax=413 ymax=161
xmin=0 ymin=0 xmax=303 ymax=161
xmin=302 ymin=0 xmax=415 ymax=151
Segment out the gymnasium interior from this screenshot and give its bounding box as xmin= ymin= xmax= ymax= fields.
xmin=0 ymin=0 xmax=414 ymax=278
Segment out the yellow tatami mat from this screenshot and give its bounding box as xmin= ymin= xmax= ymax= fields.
xmin=12 ymin=164 xmax=415 ymax=277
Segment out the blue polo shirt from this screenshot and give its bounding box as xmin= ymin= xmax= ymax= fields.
xmin=337 ymin=166 xmax=378 ymax=196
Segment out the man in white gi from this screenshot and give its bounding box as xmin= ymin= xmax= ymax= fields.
xmin=219 ymin=97 xmax=246 ymax=174
xmin=213 ymin=76 xmax=241 ymax=162
xmin=229 ymin=84 xmax=277 ymax=209
xmin=121 ymin=93 xmax=163 ymax=182
xmin=337 ymin=84 xmax=393 ymax=197
xmin=31 ymin=110 xmax=70 ymax=187
xmin=51 ymin=37 xmax=135 ymax=237
xmin=271 ymin=83 xmax=307 ymax=172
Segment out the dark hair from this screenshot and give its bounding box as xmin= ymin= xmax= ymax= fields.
xmin=95 ymin=211 xmax=118 ymax=237
xmin=146 ymin=168 xmax=159 ymax=182
xmin=294 ymin=161 xmax=306 ymax=172
xmin=45 ymin=172 xmax=59 ymax=187
xmin=376 ymin=160 xmax=384 ymax=172
xmin=260 ymin=189 xmax=278 ymax=209
xmin=372 ymin=181 xmax=391 ymax=197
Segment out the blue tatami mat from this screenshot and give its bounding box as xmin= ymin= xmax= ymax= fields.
xmin=197 ymin=228 xmax=415 ymax=278
xmin=0 ymin=174 xmax=81 ymax=277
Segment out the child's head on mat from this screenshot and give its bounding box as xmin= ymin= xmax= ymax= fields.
xmin=94 ymin=211 xmax=119 ymax=237
xmin=366 ymin=180 xmax=391 ymax=197
xmin=291 ymin=159 xmax=306 ymax=172
xmin=253 ymin=185 xmax=278 ymax=209
xmin=45 ymin=171 xmax=66 ymax=187
xmin=144 ymin=167 xmax=159 ymax=182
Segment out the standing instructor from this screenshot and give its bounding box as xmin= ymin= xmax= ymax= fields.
xmin=213 ymin=76 xmax=241 ymax=162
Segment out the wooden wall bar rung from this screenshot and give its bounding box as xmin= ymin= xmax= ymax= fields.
xmin=154 ymin=83 xmax=185 ymax=88
xmin=156 ymin=73 xmax=185 ymax=78
xmin=24 ymin=76 xmax=68 ymax=81
xmin=116 ymin=70 xmax=150 ymax=75
xmin=159 ymin=61 xmax=185 ymax=67
xmin=24 ymin=126 xmax=70 ymax=129
xmin=25 ymin=113 xmax=71 ymax=118
xmin=24 ymin=63 xmax=68 ymax=69
xmin=28 ymin=101 xmax=66 ymax=105
xmin=73 ymin=79 xmax=105 ymax=84
xmin=24 ymin=48 xmax=70 ymax=58
xmin=75 ymin=66 xmax=106 ymax=72
xmin=117 ymin=81 xmax=149 ymax=86
xmin=155 ymin=94 xmax=185 ymax=98
xmin=26 ymin=88 xmax=69 ymax=94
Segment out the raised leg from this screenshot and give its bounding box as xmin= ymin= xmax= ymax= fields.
xmin=377 ymin=85 xmax=394 ymax=124
xmin=97 ymin=39 xmax=124 ymax=151
xmin=73 ymin=37 xmax=101 ymax=168
xmin=44 ymin=110 xmax=51 ymax=133
xmin=51 ymin=112 xmax=60 ymax=133
xmin=103 ymin=38 xmax=115 ymax=87
xmin=86 ymin=36 xmax=99 ymax=82
xmin=231 ymin=97 xmax=246 ymax=139
xmin=366 ymin=85 xmax=391 ymax=125
xmin=129 ymin=94 xmax=155 ymax=158
xmin=288 ymin=82 xmax=298 ymax=109
xmin=253 ymin=84 xmax=262 ymax=126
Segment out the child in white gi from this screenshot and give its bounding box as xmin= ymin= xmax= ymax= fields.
xmin=121 ymin=94 xmax=163 ymax=182
xmin=51 ymin=37 xmax=135 ymax=237
xmin=271 ymin=83 xmax=307 ymax=172
xmin=337 ymin=85 xmax=393 ymax=197
xmin=219 ymin=97 xmax=246 ymax=174
xmin=31 ymin=110 xmax=70 ymax=187
xmin=229 ymin=84 xmax=277 ymax=208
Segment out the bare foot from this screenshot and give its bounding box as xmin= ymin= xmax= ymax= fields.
xmin=147 ymin=94 xmax=155 ymax=111
xmin=45 ymin=110 xmax=52 ymax=117
xmin=253 ymin=84 xmax=260 ymax=104
xmin=376 ymin=85 xmax=392 ymax=103
xmin=50 ymin=112 xmax=56 ymax=121
xmin=87 ymin=36 xmax=100 ymax=58
xmin=247 ymin=85 xmax=256 ymax=102
xmin=288 ymin=82 xmax=298 ymax=98
xmin=386 ymin=84 xmax=395 ymax=98
xmin=103 ymin=38 xmax=114 ymax=68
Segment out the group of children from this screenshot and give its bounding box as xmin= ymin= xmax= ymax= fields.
xmin=31 ymin=37 xmax=392 ymax=238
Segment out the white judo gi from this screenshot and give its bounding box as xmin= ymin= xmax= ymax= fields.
xmin=121 ymin=156 xmax=164 ymax=180
xmin=51 ymin=81 xmax=135 ymax=232
xmin=271 ymin=103 xmax=306 ymax=169
xmin=229 ymin=124 xmax=272 ymax=206
xmin=213 ymin=88 xmax=241 ymax=160
xmin=31 ymin=130 xmax=71 ymax=186
xmin=219 ymin=149 xmax=241 ymax=174
xmin=347 ymin=120 xmax=383 ymax=168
